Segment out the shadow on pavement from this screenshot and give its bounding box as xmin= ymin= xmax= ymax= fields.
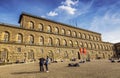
xmin=11 ymin=71 xmax=40 ymax=75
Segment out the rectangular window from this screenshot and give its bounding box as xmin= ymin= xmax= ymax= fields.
xmin=17 ymin=48 xmax=21 ymax=52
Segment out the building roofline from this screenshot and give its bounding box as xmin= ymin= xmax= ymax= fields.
xmin=0 ymin=22 xmax=20 ymax=28
xmin=19 ymin=12 xmax=101 ymax=35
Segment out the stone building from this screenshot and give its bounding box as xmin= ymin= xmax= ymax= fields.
xmin=114 ymin=43 xmax=120 ymax=58
xmin=0 ymin=13 xmax=114 ymax=63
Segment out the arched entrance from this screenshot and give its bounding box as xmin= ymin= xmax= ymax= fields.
xmin=0 ymin=48 xmax=8 ymax=62
xmin=78 ymin=52 xmax=81 ymax=59
xmin=48 ymin=50 xmax=54 ymax=62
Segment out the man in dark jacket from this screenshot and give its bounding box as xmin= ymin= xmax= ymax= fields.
xmin=39 ymin=57 xmax=45 ymax=72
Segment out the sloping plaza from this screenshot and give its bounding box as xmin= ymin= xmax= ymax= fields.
xmin=0 ymin=60 xmax=120 ymax=78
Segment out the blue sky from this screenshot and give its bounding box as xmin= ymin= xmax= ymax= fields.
xmin=0 ymin=0 xmax=120 ymax=43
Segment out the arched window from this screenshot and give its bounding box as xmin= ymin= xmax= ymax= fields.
xmin=28 ymin=21 xmax=34 ymax=29
xmin=92 ymin=43 xmax=95 ymax=49
xmin=103 ymin=45 xmax=105 ymax=50
xmin=28 ymin=50 xmax=34 ymax=59
xmin=86 ymin=34 xmax=90 ymax=40
xmin=82 ymin=33 xmax=86 ymax=39
xmin=73 ymin=31 xmax=77 ymax=37
xmin=29 ymin=35 xmax=34 ymax=44
xmin=61 ymin=29 xmax=65 ymax=35
xmin=38 ymin=23 xmax=43 ymax=31
xmin=69 ymin=40 xmax=73 ymax=47
xmin=88 ymin=43 xmax=92 ymax=49
xmin=63 ymin=39 xmax=67 ymax=46
xmin=17 ymin=33 xmax=23 ymax=43
xmin=39 ymin=36 xmax=44 ymax=45
xmin=55 ymin=38 xmax=60 ymax=46
xmin=78 ymin=32 xmax=82 ymax=38
xmin=99 ymin=44 xmax=102 ymax=50
xmin=67 ymin=30 xmax=71 ymax=36
xmin=47 ymin=25 xmax=52 ymax=33
xmin=96 ymin=44 xmax=99 ymax=49
xmin=3 ymin=31 xmax=10 ymax=42
xmin=55 ymin=27 xmax=59 ymax=34
xmin=90 ymin=35 xmax=94 ymax=40
xmin=84 ymin=42 xmax=88 ymax=48
xmin=74 ymin=41 xmax=78 ymax=47
xmin=94 ymin=36 xmax=97 ymax=41
xmin=48 ymin=37 xmax=52 ymax=46
xmin=79 ymin=42 xmax=83 ymax=47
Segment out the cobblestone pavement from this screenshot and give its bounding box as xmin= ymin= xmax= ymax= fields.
xmin=0 ymin=60 xmax=120 ymax=78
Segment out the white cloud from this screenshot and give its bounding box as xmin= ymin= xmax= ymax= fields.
xmin=47 ymin=11 xmax=58 ymax=16
xmin=90 ymin=11 xmax=120 ymax=43
xmin=58 ymin=5 xmax=76 ymax=15
xmin=47 ymin=0 xmax=79 ymax=16
xmin=62 ymin=0 xmax=79 ymax=6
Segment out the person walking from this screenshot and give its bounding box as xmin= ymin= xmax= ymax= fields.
xmin=39 ymin=57 xmax=45 ymax=72
xmin=44 ymin=56 xmax=50 ymax=72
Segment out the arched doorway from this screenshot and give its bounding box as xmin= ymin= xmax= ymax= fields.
xmin=48 ymin=50 xmax=54 ymax=62
xmin=78 ymin=52 xmax=81 ymax=59
xmin=0 ymin=48 xmax=8 ymax=62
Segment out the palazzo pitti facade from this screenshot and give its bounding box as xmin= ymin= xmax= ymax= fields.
xmin=0 ymin=13 xmax=114 ymax=63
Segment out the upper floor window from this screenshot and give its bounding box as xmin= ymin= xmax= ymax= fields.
xmin=28 ymin=21 xmax=34 ymax=29
xmin=29 ymin=35 xmax=34 ymax=44
xmin=17 ymin=33 xmax=23 ymax=43
xmin=38 ymin=23 xmax=43 ymax=31
xmin=48 ymin=37 xmax=52 ymax=46
xmin=82 ymin=33 xmax=86 ymax=39
xmin=55 ymin=27 xmax=59 ymax=34
xmin=90 ymin=35 xmax=94 ymax=40
xmin=63 ymin=39 xmax=67 ymax=46
xmin=88 ymin=43 xmax=92 ymax=49
xmin=94 ymin=36 xmax=97 ymax=41
xmin=73 ymin=31 xmax=77 ymax=37
xmin=3 ymin=31 xmax=10 ymax=42
xmin=61 ymin=29 xmax=65 ymax=35
xmin=78 ymin=32 xmax=81 ymax=38
xmin=47 ymin=25 xmax=52 ymax=33
xmin=67 ymin=30 xmax=71 ymax=36
xmin=84 ymin=42 xmax=88 ymax=48
xmin=55 ymin=38 xmax=60 ymax=46
xmin=79 ymin=42 xmax=83 ymax=47
xmin=39 ymin=36 xmax=44 ymax=45
xmin=92 ymin=44 xmax=95 ymax=49
xmin=86 ymin=34 xmax=90 ymax=40
xmin=69 ymin=40 xmax=73 ymax=47
xmin=74 ymin=41 xmax=78 ymax=47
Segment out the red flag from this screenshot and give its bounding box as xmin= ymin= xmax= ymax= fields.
xmin=83 ymin=48 xmax=86 ymax=54
xmin=79 ymin=48 xmax=83 ymax=54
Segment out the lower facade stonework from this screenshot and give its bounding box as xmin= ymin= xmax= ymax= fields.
xmin=0 ymin=43 xmax=114 ymax=63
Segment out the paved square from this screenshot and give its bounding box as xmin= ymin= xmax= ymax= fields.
xmin=0 ymin=60 xmax=120 ymax=78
